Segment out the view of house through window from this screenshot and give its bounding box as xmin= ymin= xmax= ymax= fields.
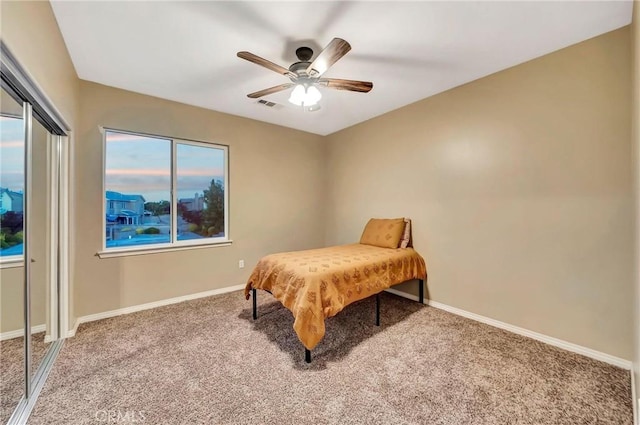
xmin=0 ymin=114 xmax=25 ymax=258
xmin=105 ymin=130 xmax=227 ymax=250
xmin=176 ymin=142 xmax=226 ymax=241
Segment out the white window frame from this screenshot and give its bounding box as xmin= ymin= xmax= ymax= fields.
xmin=98 ymin=128 xmax=230 ymax=258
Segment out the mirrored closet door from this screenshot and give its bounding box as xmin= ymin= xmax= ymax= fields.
xmin=30 ymin=114 xmax=52 ymax=380
xmin=1 ymin=43 xmax=69 ymax=424
xmin=0 ymin=85 xmax=27 ymax=425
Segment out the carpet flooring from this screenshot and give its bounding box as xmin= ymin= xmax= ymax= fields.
xmin=28 ymin=291 xmax=631 ymax=424
xmin=1 ymin=333 xmax=49 ymax=424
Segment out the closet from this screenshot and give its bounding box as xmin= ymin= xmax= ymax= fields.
xmin=1 ymin=43 xmax=69 ymax=425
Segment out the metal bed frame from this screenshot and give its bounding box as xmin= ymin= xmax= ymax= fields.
xmin=251 ymin=279 xmax=425 ymax=363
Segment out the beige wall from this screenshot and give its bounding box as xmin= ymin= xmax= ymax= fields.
xmin=632 ymin=0 xmax=640 ymax=410
xmin=0 ymin=0 xmax=79 ymax=128
xmin=0 ymin=268 xmax=24 ymax=333
xmin=74 ymin=81 xmax=325 ymax=317
xmin=0 ymin=0 xmax=80 ymax=333
xmin=2 ymin=1 xmax=635 ymax=367
xmin=325 ymin=28 xmax=634 ymax=360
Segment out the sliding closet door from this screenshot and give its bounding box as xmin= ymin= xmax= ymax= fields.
xmin=1 ymin=41 xmax=70 ymax=424
xmin=29 ymin=116 xmax=51 ymax=378
xmin=0 ymin=86 xmax=26 ymax=424
xmin=1 ymin=87 xmax=60 ymax=423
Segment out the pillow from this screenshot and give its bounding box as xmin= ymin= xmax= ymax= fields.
xmin=360 ymin=218 xmax=405 ymax=249
xmin=400 ymin=218 xmax=411 ymax=249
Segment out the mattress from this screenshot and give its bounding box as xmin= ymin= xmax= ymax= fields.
xmin=245 ymin=243 xmax=427 ymax=349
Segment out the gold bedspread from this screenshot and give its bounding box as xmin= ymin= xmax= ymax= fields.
xmin=244 ymin=243 xmax=427 ymax=350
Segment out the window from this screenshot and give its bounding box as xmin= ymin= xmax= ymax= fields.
xmin=103 ymin=129 xmax=228 ymax=252
xmin=0 ymin=114 xmax=25 ymax=259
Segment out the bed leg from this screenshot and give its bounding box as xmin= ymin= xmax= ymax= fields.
xmin=305 ymin=349 xmax=311 ymax=363
xmin=375 ymin=293 xmax=381 ymax=326
xmin=419 ymin=279 xmax=424 ymax=304
xmin=252 ymin=288 xmax=257 ymax=320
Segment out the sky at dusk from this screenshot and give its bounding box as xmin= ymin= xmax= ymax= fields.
xmin=0 ymin=125 xmax=225 ymax=204
xmin=106 ymin=131 xmax=225 ymax=203
xmin=0 ymin=116 xmax=24 ymax=192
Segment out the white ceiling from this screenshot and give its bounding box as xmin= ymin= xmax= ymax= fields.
xmin=50 ymin=1 xmax=632 ymax=136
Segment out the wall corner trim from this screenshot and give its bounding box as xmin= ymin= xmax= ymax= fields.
xmin=66 ymin=319 xmax=80 ymax=339
xmin=68 ymin=283 xmax=246 ymax=337
xmin=384 ymin=288 xmax=633 ymax=370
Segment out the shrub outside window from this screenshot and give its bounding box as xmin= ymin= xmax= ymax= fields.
xmin=103 ymin=129 xmax=228 ymax=252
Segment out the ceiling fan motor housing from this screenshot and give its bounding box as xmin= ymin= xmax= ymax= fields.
xmin=289 ymin=47 xmax=319 ymax=79
xmin=289 ymin=62 xmax=315 ymax=80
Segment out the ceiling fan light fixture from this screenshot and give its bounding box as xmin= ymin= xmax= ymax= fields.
xmin=306 ymin=85 xmax=322 ymax=105
xmin=288 ymin=84 xmax=306 ymax=106
xmin=288 ymin=84 xmax=322 ymax=107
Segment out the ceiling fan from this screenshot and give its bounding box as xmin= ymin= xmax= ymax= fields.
xmin=237 ymin=38 xmax=373 ymax=108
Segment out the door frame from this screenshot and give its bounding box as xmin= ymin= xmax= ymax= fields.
xmin=46 ymin=133 xmax=70 ymax=342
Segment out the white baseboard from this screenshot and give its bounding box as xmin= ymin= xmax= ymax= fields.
xmin=68 ymin=284 xmax=246 ymax=337
xmin=67 ymin=318 xmax=79 ymax=338
xmin=384 ymin=288 xmax=633 ymax=370
xmin=1 ymin=324 xmax=46 ymax=341
xmin=67 ymin=283 xmax=632 ymax=371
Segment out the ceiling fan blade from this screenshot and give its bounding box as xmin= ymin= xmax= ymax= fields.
xmin=237 ymin=51 xmax=294 ymax=77
xmin=247 ymin=83 xmax=295 ymax=99
xmin=319 ymin=78 xmax=373 ymax=93
xmin=305 ymin=38 xmax=351 ymax=77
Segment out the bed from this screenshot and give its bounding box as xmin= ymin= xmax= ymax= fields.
xmin=244 ymin=218 xmax=427 ymax=362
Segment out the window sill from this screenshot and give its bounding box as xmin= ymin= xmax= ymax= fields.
xmin=96 ymin=240 xmax=233 ymax=259
xmin=0 ymin=259 xmax=24 ymax=269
